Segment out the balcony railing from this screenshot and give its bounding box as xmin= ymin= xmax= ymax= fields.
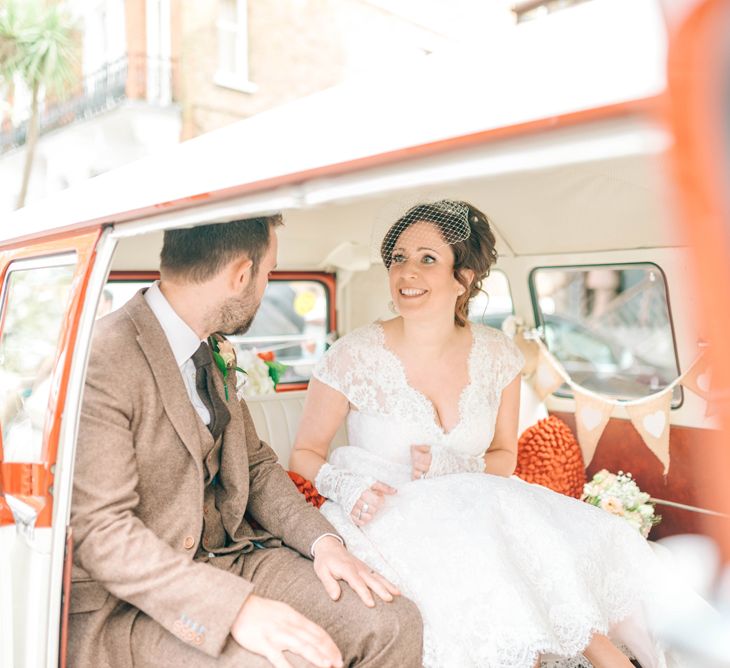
xmin=0 ymin=54 xmax=173 ymax=154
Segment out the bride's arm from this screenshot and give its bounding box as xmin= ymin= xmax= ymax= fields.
xmin=290 ymin=378 xmax=350 ymax=481
xmin=483 ymin=373 xmax=521 ymax=477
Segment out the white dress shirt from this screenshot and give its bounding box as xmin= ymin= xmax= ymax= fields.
xmin=145 ymin=282 xmax=210 ymax=425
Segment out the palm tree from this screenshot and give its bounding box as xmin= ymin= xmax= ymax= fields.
xmin=0 ymin=0 xmax=77 ymax=209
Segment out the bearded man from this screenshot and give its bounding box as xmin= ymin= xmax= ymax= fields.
xmin=69 ymin=216 xmax=423 ymax=668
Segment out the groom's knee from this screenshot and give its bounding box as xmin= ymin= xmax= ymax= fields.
xmin=363 ymin=595 xmax=423 ymax=665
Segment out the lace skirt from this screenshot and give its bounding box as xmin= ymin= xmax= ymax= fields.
xmin=321 ymin=473 xmax=668 ymax=668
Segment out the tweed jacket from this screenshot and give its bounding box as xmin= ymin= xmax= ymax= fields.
xmin=69 ymin=290 xmax=339 ymax=667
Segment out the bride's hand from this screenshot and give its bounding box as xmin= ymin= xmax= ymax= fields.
xmin=350 ymin=482 xmax=396 ymax=526
xmin=410 ymin=445 xmax=432 ymax=480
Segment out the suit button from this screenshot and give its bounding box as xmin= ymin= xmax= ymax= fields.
xmin=183 ymin=536 xmax=195 ymax=550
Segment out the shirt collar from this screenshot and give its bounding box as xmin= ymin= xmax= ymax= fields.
xmin=144 ymin=281 xmax=204 ymax=367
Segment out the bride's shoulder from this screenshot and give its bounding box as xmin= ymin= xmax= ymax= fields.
xmin=471 ymin=322 xmax=512 ymax=347
xmin=323 ymin=323 xmax=381 ymax=357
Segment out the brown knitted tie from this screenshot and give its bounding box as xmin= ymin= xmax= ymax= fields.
xmin=191 ymin=342 xmax=231 ymax=440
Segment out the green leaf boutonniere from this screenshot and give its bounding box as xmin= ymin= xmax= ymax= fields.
xmin=208 ymin=335 xmax=245 ymax=401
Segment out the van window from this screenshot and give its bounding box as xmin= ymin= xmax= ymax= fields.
xmin=103 ymin=275 xmax=333 ymax=385
xmin=0 ymin=255 xmax=77 ymax=462
xmin=529 ymin=264 xmax=682 ymax=404
xmin=469 ymin=270 xmax=514 ymax=329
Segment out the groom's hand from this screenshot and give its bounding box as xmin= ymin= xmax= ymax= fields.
xmin=312 ymin=536 xmax=401 ymax=608
xmin=231 ymin=594 xmax=343 ymax=668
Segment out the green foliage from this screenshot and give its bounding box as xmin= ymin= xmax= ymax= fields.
xmin=263 ymin=360 xmax=288 ymax=387
xmin=0 ymin=0 xmax=77 ymax=94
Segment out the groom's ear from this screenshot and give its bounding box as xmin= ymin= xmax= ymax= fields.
xmin=227 ymin=256 xmax=255 ymax=292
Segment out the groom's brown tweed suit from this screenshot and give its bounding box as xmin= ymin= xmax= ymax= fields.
xmin=69 ymin=291 xmax=422 ymax=667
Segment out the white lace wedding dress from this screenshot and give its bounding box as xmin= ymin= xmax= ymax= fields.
xmin=313 ymin=322 xmax=672 ymax=668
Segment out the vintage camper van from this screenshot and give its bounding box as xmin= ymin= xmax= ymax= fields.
xmin=1 ymin=0 xmax=729 ymax=666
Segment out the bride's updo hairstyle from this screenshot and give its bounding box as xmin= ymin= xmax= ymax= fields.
xmin=380 ymin=199 xmax=498 ymax=327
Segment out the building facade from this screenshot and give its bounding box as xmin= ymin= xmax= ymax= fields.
xmin=0 ymin=0 xmax=517 ymax=212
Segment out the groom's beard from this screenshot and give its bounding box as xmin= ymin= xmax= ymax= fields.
xmin=217 ymin=280 xmax=261 ymax=336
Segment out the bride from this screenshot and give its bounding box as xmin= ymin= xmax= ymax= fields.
xmin=289 ymin=200 xmax=672 ymax=668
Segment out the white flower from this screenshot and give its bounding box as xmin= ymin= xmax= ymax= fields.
xmin=217 ymin=339 xmax=237 ymax=368
xmin=500 ymin=315 xmax=524 ymax=338
xmin=237 ymin=350 xmax=275 ymax=397
xmin=600 ymin=496 xmax=624 ymax=515
xmin=638 ymin=504 xmax=655 ymax=518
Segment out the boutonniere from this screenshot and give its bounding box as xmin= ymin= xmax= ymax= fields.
xmin=208 ymin=335 xmax=245 ymax=401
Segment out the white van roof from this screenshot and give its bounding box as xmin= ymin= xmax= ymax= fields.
xmin=1 ymin=0 xmax=668 ymax=247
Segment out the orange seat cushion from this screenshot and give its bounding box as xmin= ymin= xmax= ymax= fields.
xmin=288 ymin=470 xmax=326 ymax=508
xmin=514 ymin=415 xmax=586 ymax=498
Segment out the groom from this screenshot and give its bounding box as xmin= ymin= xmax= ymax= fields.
xmin=69 ymin=216 xmax=423 ymax=667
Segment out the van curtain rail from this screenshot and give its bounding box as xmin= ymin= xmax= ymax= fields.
xmin=511 ymin=0 xmax=591 ymax=22
xmin=0 ymin=53 xmax=175 ymax=155
xmin=649 ymin=498 xmax=729 ymax=518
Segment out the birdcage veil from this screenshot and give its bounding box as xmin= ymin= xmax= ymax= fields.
xmin=375 ymin=199 xmax=472 ymax=268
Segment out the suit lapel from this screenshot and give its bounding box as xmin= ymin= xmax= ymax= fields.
xmin=124 ymin=291 xmax=204 ymax=471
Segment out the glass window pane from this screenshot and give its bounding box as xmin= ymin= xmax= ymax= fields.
xmin=530 ymin=264 xmax=681 ymax=403
xmin=0 ymin=260 xmax=77 ymax=462
xmin=217 ymin=24 xmax=237 ymax=75
xmin=103 ymin=278 xmax=331 ymax=385
xmin=98 ymin=280 xmax=149 ymax=318
xmin=468 ymin=270 xmax=514 ymax=329
xmin=234 ymin=280 xmax=330 ymax=384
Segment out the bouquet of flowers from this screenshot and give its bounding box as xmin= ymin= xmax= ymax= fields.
xmin=581 ymin=469 xmax=661 ymax=538
xmin=236 ymin=349 xmax=288 ymax=397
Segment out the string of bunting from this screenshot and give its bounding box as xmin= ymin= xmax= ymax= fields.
xmin=514 ymin=324 xmax=712 ymax=476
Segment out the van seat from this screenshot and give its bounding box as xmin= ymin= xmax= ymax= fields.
xmin=245 ymin=391 xmax=348 ymax=467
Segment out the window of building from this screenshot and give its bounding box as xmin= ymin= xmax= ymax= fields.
xmin=0 ymin=255 xmax=77 ymax=462
xmin=215 ymin=0 xmax=257 ymax=93
xmin=468 ymin=270 xmax=514 ymax=329
xmin=102 ymin=273 xmax=333 ymax=386
xmin=529 ymin=264 xmax=682 ymax=404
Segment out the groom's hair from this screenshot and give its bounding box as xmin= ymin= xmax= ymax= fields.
xmin=159 ymin=214 xmax=283 ymax=283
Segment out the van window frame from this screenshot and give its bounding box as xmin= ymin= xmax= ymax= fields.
xmin=528 ymin=260 xmax=684 ymax=408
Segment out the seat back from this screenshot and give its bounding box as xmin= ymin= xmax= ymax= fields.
xmin=245 ymin=391 xmax=348 ymax=467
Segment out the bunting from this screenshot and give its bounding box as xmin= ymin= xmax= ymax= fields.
xmin=624 ymin=388 xmax=674 ymax=475
xmin=533 ymin=346 xmax=568 ymax=401
xmin=573 ymin=387 xmax=615 ymax=467
xmin=511 ymin=323 xmax=711 ymax=474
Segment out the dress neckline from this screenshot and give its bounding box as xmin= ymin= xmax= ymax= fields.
xmin=372 ymin=321 xmax=479 ymax=436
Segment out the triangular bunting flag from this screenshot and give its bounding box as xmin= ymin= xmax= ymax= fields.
xmin=573 ymin=388 xmax=614 ymax=468
xmin=681 ymin=352 xmax=711 ymax=401
xmin=514 ymin=330 xmax=540 ymax=378
xmin=625 ymin=389 xmax=673 ymax=475
xmin=532 ymin=346 xmax=566 ymax=401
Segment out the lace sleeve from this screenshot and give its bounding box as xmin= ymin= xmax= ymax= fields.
xmin=500 ymin=333 xmax=525 ymax=390
xmin=311 ymin=334 xmax=365 ymax=406
xmin=312 ymin=339 xmax=349 ymax=398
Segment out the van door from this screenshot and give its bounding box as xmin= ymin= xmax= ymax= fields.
xmin=0 ymin=228 xmax=114 ymax=668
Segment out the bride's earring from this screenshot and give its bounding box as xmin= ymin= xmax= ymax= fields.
xmin=388 ymin=300 xmax=398 ymax=314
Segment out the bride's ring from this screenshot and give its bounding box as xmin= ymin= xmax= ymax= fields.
xmin=420 ymin=472 xmax=426 ymax=479
xmin=356 ymin=508 xmax=363 ymax=520
xmin=362 ymin=502 xmax=369 ymax=514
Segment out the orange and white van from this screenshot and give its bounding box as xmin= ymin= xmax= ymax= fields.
xmin=1 ymin=0 xmax=728 ymax=665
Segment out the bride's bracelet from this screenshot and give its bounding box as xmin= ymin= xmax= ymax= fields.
xmin=426 ymin=446 xmax=485 ymax=478
xmin=315 ymin=463 xmax=376 ymax=515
